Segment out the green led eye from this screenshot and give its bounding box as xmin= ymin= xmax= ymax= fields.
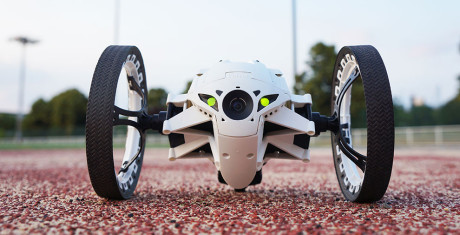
xmin=260 ymin=97 xmax=269 ymax=107
xmin=207 ymin=97 xmax=216 ymax=106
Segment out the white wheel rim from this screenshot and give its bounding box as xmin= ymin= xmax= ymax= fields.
xmin=117 ymin=59 xmax=143 ymax=186
xmin=335 ymin=54 xmax=362 ymax=193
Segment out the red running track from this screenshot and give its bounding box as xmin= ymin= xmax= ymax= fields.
xmin=0 ymin=148 xmax=458 ymax=234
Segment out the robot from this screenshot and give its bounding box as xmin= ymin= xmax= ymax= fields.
xmin=86 ymin=45 xmax=394 ymax=203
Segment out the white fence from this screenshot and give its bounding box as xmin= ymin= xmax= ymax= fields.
xmin=1 ymin=125 xmax=459 ymax=148
xmin=310 ymin=125 xmax=460 ymax=147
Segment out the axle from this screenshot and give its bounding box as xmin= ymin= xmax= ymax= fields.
xmin=139 ymin=111 xmax=168 ymax=133
xmin=142 ymin=110 xmax=339 ymax=136
xmin=310 ymin=112 xmax=339 ymax=136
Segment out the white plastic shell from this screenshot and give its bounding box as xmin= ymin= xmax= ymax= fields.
xmin=163 ymin=61 xmax=315 ymax=189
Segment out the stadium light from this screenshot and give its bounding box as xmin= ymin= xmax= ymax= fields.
xmin=292 ymin=0 xmax=298 ymax=83
xmin=10 ymin=36 xmax=39 ymax=142
xmin=114 ymin=0 xmax=120 ymax=44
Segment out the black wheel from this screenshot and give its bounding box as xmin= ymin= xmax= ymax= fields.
xmin=330 ymin=45 xmax=394 ymax=203
xmin=86 ymin=45 xmax=148 ymax=200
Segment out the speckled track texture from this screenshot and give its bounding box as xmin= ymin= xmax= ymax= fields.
xmin=0 ymin=148 xmax=458 ymax=234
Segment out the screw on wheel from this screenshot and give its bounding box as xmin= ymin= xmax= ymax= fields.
xmin=330 ymin=45 xmax=394 ymax=202
xmin=86 ymin=46 xmax=149 ymax=200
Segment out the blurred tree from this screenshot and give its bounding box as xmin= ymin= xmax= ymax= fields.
xmin=393 ymin=99 xmax=410 ymax=127
xmin=294 ymin=42 xmax=366 ymax=127
xmin=23 ymin=98 xmax=51 ymax=130
xmin=0 ymin=113 xmax=16 ymax=137
xmin=437 ymin=76 xmax=460 ymax=124
xmin=147 ymin=88 xmax=168 ymax=114
xmin=408 ymin=104 xmax=436 ymax=126
xmin=348 ymin=79 xmax=366 ymax=128
xmin=294 ymin=42 xmax=336 ymax=115
xmin=435 ymin=43 xmax=460 ymax=125
xmin=49 ymin=89 xmax=87 ymax=135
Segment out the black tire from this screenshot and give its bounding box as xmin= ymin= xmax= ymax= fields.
xmin=330 ymin=45 xmax=394 ymax=203
xmin=86 ymin=45 xmax=148 ymax=200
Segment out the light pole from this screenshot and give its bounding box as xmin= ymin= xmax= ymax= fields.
xmin=291 ymin=0 xmax=298 ymax=83
xmin=114 ymin=0 xmax=120 ymax=44
xmin=11 ymin=36 xmax=39 ymax=142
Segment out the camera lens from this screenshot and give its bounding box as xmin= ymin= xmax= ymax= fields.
xmin=223 ymin=90 xmax=253 ymax=120
xmin=230 ymin=98 xmax=246 ymax=113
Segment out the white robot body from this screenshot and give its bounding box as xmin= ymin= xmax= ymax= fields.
xmin=163 ymin=60 xmax=315 ymax=189
xmin=88 ymin=45 xmax=394 ymax=202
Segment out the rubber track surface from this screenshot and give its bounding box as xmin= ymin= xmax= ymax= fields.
xmin=0 ymin=148 xmax=458 ymax=234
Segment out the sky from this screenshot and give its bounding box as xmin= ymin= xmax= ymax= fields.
xmin=0 ymin=0 xmax=459 ymax=113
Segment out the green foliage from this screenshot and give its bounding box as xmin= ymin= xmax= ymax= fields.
xmin=393 ymin=95 xmax=460 ymax=127
xmin=6 ymin=42 xmax=460 ymax=140
xmin=49 ymin=89 xmax=87 ymax=134
xmin=147 ymin=88 xmax=168 ymax=114
xmin=393 ymin=100 xmax=410 ymax=127
xmin=294 ymin=42 xmax=336 ymax=115
xmin=293 ymin=41 xmax=460 ymax=127
xmin=437 ymin=76 xmax=460 ymax=124
xmin=294 ymin=42 xmax=366 ymax=127
xmin=23 ymin=89 xmax=87 ymax=135
xmin=0 ymin=113 xmax=15 ymax=137
xmin=409 ymin=105 xmax=436 ymax=126
xmin=392 ymin=76 xmax=460 ymax=126
xmin=0 ymin=113 xmax=15 ymax=130
xmin=348 ymin=79 xmax=366 ymax=128
xmin=437 ymin=95 xmax=460 ymax=124
xmin=23 ymin=98 xmax=51 ymax=130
